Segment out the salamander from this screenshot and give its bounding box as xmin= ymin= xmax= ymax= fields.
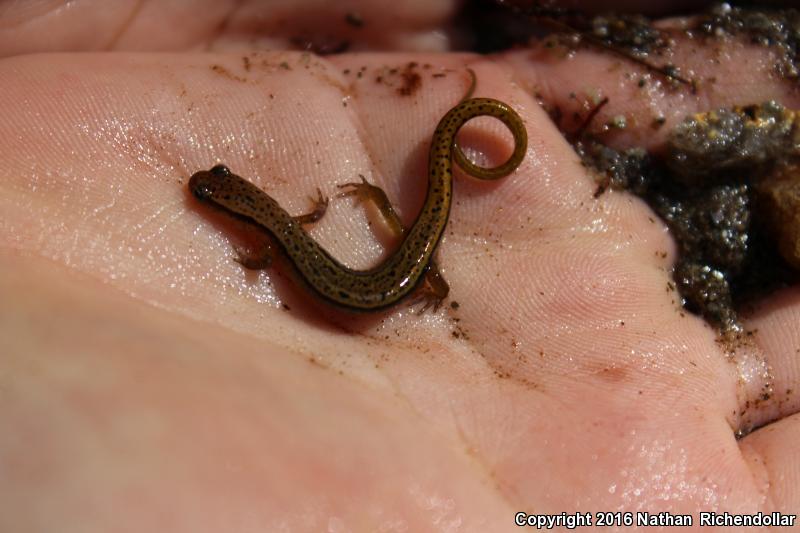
xmin=188 ymin=96 xmax=527 ymax=311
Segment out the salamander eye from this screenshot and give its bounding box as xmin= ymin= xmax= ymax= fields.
xmin=210 ymin=164 xmax=231 ymax=177
xmin=188 ymin=172 xmax=216 ymax=200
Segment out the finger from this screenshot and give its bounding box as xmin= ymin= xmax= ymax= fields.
xmin=0 ymin=0 xmax=235 ymax=56
xmin=509 ymin=14 xmax=800 ymax=151
xmin=741 ymin=288 xmax=800 ymax=425
xmin=0 ymin=0 xmax=457 ymax=56
xmin=739 ymin=412 xmax=800 ymax=513
xmin=540 ymin=0 xmax=716 ymax=16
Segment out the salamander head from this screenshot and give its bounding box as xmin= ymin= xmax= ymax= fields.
xmin=188 ymin=164 xmax=231 ymax=201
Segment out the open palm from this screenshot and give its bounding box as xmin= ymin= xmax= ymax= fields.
xmin=1 ymin=2 xmax=798 ymax=531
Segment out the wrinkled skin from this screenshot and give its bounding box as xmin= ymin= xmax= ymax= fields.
xmin=1 ymin=1 xmax=799 ymax=531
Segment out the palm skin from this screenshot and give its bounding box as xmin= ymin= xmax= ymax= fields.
xmin=1 ymin=2 xmax=799 ymax=531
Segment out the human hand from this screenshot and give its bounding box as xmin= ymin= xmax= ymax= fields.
xmin=1 ymin=2 xmax=798 ymax=531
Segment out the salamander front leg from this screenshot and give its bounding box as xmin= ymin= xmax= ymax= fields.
xmin=234 ymin=188 xmax=327 ymax=271
xmin=233 ymin=233 xmax=276 ymax=270
xmin=292 ymin=187 xmax=329 ymax=225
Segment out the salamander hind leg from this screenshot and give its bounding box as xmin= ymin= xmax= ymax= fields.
xmin=339 ymin=174 xmax=451 ymax=312
xmin=410 ymin=264 xmax=450 ymax=314
xmin=337 ymin=175 xmax=405 ymax=236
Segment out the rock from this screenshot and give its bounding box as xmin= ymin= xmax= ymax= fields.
xmin=756 ymin=164 xmax=800 ymax=269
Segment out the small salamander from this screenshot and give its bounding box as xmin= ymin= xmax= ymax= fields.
xmin=189 ymin=97 xmax=527 ymax=311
